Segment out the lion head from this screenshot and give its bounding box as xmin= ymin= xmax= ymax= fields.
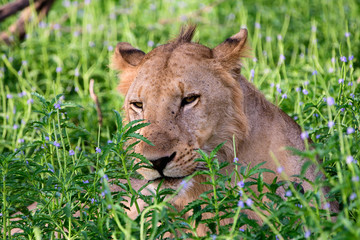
xmin=112 ymin=26 xmax=253 ymax=193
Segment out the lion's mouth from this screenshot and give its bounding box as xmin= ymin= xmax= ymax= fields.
xmin=150 ymin=175 xmax=190 ymax=183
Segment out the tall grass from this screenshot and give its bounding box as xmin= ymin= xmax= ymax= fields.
xmin=0 ymin=0 xmax=359 ymax=239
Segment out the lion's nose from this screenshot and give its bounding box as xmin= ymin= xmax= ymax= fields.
xmin=149 ymin=152 xmax=176 ymax=176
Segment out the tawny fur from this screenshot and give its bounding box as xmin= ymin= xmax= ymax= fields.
xmin=111 ymin=25 xmax=336 ymax=236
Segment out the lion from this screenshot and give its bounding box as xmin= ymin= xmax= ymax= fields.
xmin=111 ymin=25 xmax=336 ymax=235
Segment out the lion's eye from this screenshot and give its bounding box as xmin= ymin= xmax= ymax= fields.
xmin=131 ymin=102 xmax=143 ymax=109
xmin=181 ymin=95 xmax=199 ymax=107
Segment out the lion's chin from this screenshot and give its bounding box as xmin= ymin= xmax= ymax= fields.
xmin=148 ymin=176 xmax=193 ymax=196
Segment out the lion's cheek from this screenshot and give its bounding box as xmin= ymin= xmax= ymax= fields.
xmin=186 ymin=115 xmax=218 ymax=148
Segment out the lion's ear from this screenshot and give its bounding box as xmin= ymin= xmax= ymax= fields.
xmin=112 ymin=42 xmax=145 ymax=69
xmin=111 ymin=42 xmax=145 ymax=95
xmin=212 ymin=28 xmax=250 ymax=74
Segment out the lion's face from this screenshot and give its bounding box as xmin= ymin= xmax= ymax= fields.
xmin=126 ymin=46 xmax=233 ymax=189
xmin=112 ymin=26 xmax=249 ymax=192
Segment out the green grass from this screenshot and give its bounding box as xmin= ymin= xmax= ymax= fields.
xmin=0 ymin=0 xmax=359 ymax=239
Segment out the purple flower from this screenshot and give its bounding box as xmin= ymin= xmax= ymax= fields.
xmin=83 ymin=180 xmax=89 ymax=184
xmin=326 ymin=97 xmax=335 ymax=106
xmin=250 ymin=69 xmax=255 ymax=78
xmin=282 ymin=93 xmax=287 ymax=99
xmin=69 ymin=149 xmax=75 ymax=156
xmin=237 ymin=200 xmax=244 ymax=208
xmin=233 ymin=157 xmax=239 ymax=163
xmin=285 ymin=190 xmax=292 ymax=197
xmin=277 ymin=87 xmax=282 ymax=93
xmin=300 ymin=131 xmax=309 ymax=140
xmin=53 ymin=141 xmax=60 ymax=147
xmin=180 ymin=180 xmax=188 ymax=188
xmin=7 ymin=94 xmax=13 ymax=99
xmin=237 ymin=181 xmax=245 ymax=188
xmin=54 ymin=103 xmax=61 ymax=109
xmin=295 ymin=87 xmax=300 ymax=92
xmin=328 ymin=121 xmax=334 ymax=128
xmin=347 ymin=127 xmax=355 ymax=135
xmin=295 ymin=204 xmax=303 ymax=208
xmin=45 ymin=136 xmax=49 ymax=141
xmin=279 ymin=54 xmax=285 ymax=62
xmin=348 ymin=82 xmax=353 ymax=86
xmin=107 ymin=140 xmax=113 ymax=144
xmin=96 ymin=147 xmax=101 ymax=153
xmin=27 ymin=98 xmax=34 ymax=104
xmin=239 ymin=228 xmax=245 ymax=232
xmin=74 ymin=68 xmax=79 ymax=76
xmin=338 ymin=78 xmax=344 ymax=84
xmin=302 ymin=89 xmax=309 ymax=95
xmin=277 ymin=166 xmax=284 ymax=173
xmin=312 ymin=70 xmax=317 ymax=75
xmin=86 ymin=24 xmax=92 ymax=33
xmin=352 ymin=176 xmax=359 ymax=182
xmin=39 ymin=21 xmax=46 ymax=28
xmin=324 ymin=202 xmax=330 ymax=209
xmin=107 ymin=45 xmax=114 ymax=51
xmin=340 ymin=108 xmax=345 ymax=112
xmin=91 ymin=198 xmax=95 ymax=203
xmin=18 ymin=91 xmax=26 ymax=97
xmin=147 ymin=40 xmax=154 ymax=47
xmin=101 ymin=190 xmax=108 ymax=197
xmin=350 ymin=193 xmax=357 ymax=201
xmin=277 ymin=34 xmax=282 ymax=40
xmin=13 ymin=124 xmax=19 ymax=130
xmin=346 ymin=156 xmax=354 ymax=164
xmin=48 ymin=168 xmax=54 ymax=173
xmin=246 ymin=198 xmax=253 ymax=206
xmin=107 ymin=204 xmax=112 ymax=209
xmin=53 ymin=23 xmax=60 ymax=30
xmin=345 ymin=32 xmax=350 ymax=37
xmin=340 ymin=56 xmax=347 ymax=62
xmin=56 ymin=67 xmax=62 ymax=73
xmin=305 ymin=230 xmax=311 ymax=238
xmin=255 ymin=22 xmax=261 ymax=29
xmin=76 ymin=146 xmax=81 ymax=151
xmin=18 ymin=138 xmax=25 ymax=143
xmin=103 ymin=174 xmax=109 ymax=181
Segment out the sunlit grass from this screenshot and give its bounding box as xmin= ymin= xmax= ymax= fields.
xmin=0 ymin=0 xmax=359 ymax=239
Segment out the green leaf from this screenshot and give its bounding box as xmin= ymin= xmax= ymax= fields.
xmin=127 ymin=133 xmax=154 ymax=146
xmin=31 ymin=92 xmax=48 ymax=108
xmin=113 ymin=110 xmax=123 ymax=130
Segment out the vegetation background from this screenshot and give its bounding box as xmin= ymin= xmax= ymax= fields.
xmin=0 ymin=0 xmax=359 ymax=239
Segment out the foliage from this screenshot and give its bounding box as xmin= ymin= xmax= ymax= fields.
xmin=0 ymin=0 xmax=359 ymax=239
